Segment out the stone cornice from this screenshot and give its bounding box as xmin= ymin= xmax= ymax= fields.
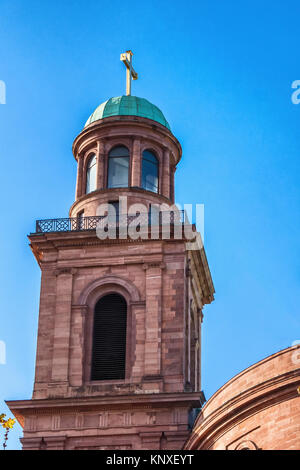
xmin=69 ymin=186 xmax=172 ymax=216
xmin=28 ymin=231 xmax=190 ymax=253
xmin=6 ymin=392 xmax=202 ymax=428
xmin=72 ymin=115 xmax=182 ymax=164
xmin=189 ymin=245 xmax=215 ymax=306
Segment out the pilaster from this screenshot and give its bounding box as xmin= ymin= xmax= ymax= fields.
xmin=75 ymin=153 xmax=84 ymax=200
xmin=143 ymin=263 xmax=164 ymax=380
xmin=33 ymin=267 xmax=57 ymax=393
xmin=97 ymin=140 xmax=105 ymax=190
xmin=51 ymin=268 xmax=76 ymax=384
xmin=131 ymin=138 xmax=141 ymax=187
xmin=170 ymin=165 xmax=176 ymax=203
xmin=162 ymin=148 xmax=170 ymax=199
xmin=69 ymin=304 xmax=88 ymax=387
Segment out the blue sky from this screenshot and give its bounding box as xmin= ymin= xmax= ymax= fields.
xmin=0 ymin=0 xmax=299 ymax=450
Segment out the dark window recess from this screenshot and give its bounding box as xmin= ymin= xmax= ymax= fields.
xmin=91 ymin=293 xmax=127 ymax=381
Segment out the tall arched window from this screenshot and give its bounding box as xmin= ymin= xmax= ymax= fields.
xmin=91 ymin=293 xmax=127 ymax=381
xmin=108 ymin=146 xmax=130 ymax=188
xmin=142 ymin=150 xmax=158 ymax=193
xmin=85 ymin=153 xmax=97 ymax=194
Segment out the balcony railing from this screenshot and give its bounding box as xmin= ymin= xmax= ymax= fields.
xmin=35 ymin=211 xmax=187 ymax=234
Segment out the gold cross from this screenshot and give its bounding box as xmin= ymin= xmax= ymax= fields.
xmin=120 ymin=50 xmax=138 ymax=96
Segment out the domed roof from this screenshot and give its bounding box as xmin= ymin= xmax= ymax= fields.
xmin=84 ymin=95 xmax=171 ymax=130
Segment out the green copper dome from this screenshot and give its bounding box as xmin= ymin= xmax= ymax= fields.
xmin=84 ymin=95 xmax=170 ymax=130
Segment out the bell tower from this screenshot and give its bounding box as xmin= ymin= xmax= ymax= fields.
xmin=7 ymin=55 xmax=214 ymax=450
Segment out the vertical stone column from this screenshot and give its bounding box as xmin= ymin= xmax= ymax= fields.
xmin=184 ymin=262 xmax=191 ymax=389
xmin=187 ymin=299 xmax=191 ymax=384
xmin=162 ymin=148 xmax=170 ymax=199
xmin=51 ymin=269 xmax=76 ymax=384
xmin=68 ymin=305 xmax=88 ymax=387
xmin=170 ymin=166 xmax=176 ymax=203
xmin=192 ymin=308 xmax=199 ymax=391
xmin=75 ymin=153 xmax=84 ymax=200
xmin=97 ymin=140 xmax=105 ymax=190
xmin=195 ymin=339 xmax=199 ymax=391
xmin=143 ymin=263 xmax=163 ymax=380
xmin=131 ymin=138 xmax=141 ymax=187
xmin=187 ymin=308 xmax=192 ymax=383
xmin=130 ymin=301 xmax=146 ymax=380
xmin=198 ymin=308 xmax=203 ymax=391
xmin=33 ymin=267 xmax=56 ymax=398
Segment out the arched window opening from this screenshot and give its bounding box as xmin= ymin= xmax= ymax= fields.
xmin=91 ymin=293 xmax=127 ymax=381
xmin=108 ymin=146 xmax=130 ymax=189
xmin=86 ymin=153 xmax=97 ymax=194
xmin=142 ymin=150 xmax=158 ymax=193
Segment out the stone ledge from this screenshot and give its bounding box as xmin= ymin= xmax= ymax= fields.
xmin=7 ymin=391 xmax=202 ymax=428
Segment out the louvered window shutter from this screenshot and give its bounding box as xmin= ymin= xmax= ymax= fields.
xmin=91 ymin=293 xmax=127 ymax=380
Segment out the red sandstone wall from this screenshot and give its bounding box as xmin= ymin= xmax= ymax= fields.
xmin=212 ymin=396 xmax=300 ymax=450
xmin=31 ymin=237 xmax=189 ymax=399
xmin=185 ymin=346 xmax=300 ymax=450
xmin=8 ymin=233 xmax=210 ymax=450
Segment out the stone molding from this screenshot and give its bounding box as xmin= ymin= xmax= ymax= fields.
xmin=78 ymin=274 xmax=141 ymax=305
xmin=53 ymin=268 xmax=77 ymax=277
xmin=72 ymin=116 xmax=182 ymax=165
xmin=7 ymin=391 xmax=202 ymax=420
